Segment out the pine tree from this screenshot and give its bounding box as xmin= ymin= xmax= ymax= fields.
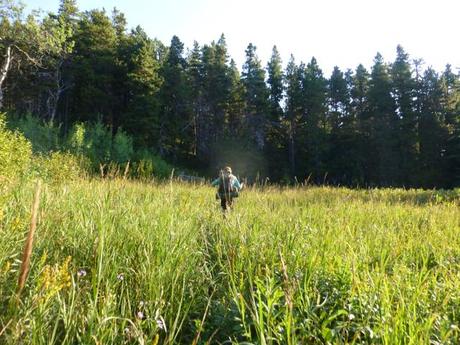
xmin=71 ymin=9 xmax=117 ymax=124
xmin=284 ymin=55 xmax=302 ymax=177
xmin=439 ymin=65 xmax=460 ymax=187
xmin=327 ymin=66 xmax=354 ymax=184
xmin=227 ymin=59 xmax=245 ymax=137
xmin=111 ymin=7 xmax=127 ymax=40
xmin=266 ymin=45 xmax=286 ymax=179
xmin=418 ymin=68 xmax=449 ymax=187
xmin=350 ymin=64 xmax=372 ymax=184
xmin=201 ymin=35 xmax=232 ymax=143
xmin=58 ymin=0 xmax=78 ymax=22
xmin=158 ymin=35 xmax=192 ymax=160
xmin=186 ymin=41 xmax=204 ymax=157
xmin=391 ymin=45 xmax=417 ymax=186
xmin=368 ymin=53 xmax=399 ymax=185
xmin=241 ymin=43 xmax=268 ymax=150
xmin=300 ymin=57 xmax=328 ymax=181
xmin=118 ymin=26 xmax=162 ymax=147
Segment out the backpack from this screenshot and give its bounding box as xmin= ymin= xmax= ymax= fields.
xmin=218 ymin=175 xmax=234 ymax=195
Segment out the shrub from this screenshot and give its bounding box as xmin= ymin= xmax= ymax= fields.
xmin=0 ymin=113 xmax=32 ymax=183
xmin=66 ymin=123 xmax=86 ymax=155
xmin=67 ymin=121 xmax=112 ymax=170
xmin=131 ymin=150 xmax=174 ymax=179
xmin=111 ymin=128 xmax=133 ymax=164
xmin=32 ymin=152 xmax=87 ymax=183
xmin=11 ymin=114 xmax=60 ymax=153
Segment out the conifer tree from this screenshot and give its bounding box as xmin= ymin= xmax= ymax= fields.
xmin=266 ymin=45 xmax=285 ymax=178
xmin=241 ymin=43 xmax=268 ymax=150
xmin=71 ymin=9 xmax=117 ymax=124
xmin=368 ymin=53 xmax=399 ymax=185
xmin=300 ymin=57 xmax=328 ymax=180
xmin=158 ymin=35 xmax=192 ymax=159
xmin=439 ymin=65 xmax=460 ymax=187
xmin=186 ymin=41 xmax=204 ymax=157
xmin=391 ymin=45 xmax=417 ymax=185
xmin=118 ymin=26 xmax=162 ymax=147
xmin=418 ymin=68 xmax=449 ymax=187
xmin=227 ymin=59 xmax=245 ymax=138
xmin=327 ymin=66 xmax=353 ymax=183
xmin=284 ymin=55 xmax=302 ymax=176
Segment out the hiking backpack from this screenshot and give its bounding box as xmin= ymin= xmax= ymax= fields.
xmin=218 ymin=175 xmax=234 ymax=195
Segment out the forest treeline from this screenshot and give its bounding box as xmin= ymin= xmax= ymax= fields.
xmin=1 ymin=0 xmax=459 ymax=187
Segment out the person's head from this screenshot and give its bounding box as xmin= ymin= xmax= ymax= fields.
xmin=223 ymin=166 xmax=232 ymax=176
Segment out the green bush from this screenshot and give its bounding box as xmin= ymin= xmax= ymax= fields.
xmin=10 ymin=114 xmax=60 ymax=153
xmin=32 ymin=152 xmax=87 ymax=183
xmin=131 ymin=150 xmax=173 ymax=179
xmin=112 ymin=128 xmax=134 ymax=164
xmin=66 ymin=122 xmax=86 ymax=155
xmin=0 ymin=113 xmax=32 ymax=183
xmin=67 ymin=121 xmax=112 ymax=169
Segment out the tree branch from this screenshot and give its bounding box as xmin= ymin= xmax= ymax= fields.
xmin=12 ymin=44 xmax=43 ymax=67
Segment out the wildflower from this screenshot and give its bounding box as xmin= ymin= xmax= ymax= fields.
xmin=136 ymin=311 xmax=144 ymax=320
xmin=2 ymin=261 xmax=11 ymax=274
xmin=77 ymin=269 xmax=87 ymax=278
xmin=139 ymin=300 xmax=145 ymax=307
xmin=117 ymin=273 xmax=124 ymax=281
xmin=348 ymin=313 xmax=355 ymax=321
xmin=156 ymin=317 xmax=166 ymax=331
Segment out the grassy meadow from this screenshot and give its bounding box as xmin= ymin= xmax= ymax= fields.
xmin=0 ymin=179 xmax=459 ymax=344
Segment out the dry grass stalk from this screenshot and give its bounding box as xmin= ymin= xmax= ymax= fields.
xmin=17 ymin=180 xmax=42 ymax=296
xmin=123 ymin=161 xmax=130 ymax=180
xmin=99 ymin=163 xmax=106 ymax=178
xmin=279 ymin=251 xmax=293 ymax=311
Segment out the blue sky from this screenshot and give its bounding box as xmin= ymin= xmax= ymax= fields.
xmin=24 ymin=0 xmax=460 ymax=76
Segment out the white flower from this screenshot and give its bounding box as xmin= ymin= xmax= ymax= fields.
xmin=156 ymin=318 xmax=166 ymax=331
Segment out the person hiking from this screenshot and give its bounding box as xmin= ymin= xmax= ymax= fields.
xmin=211 ymin=166 xmax=243 ymax=212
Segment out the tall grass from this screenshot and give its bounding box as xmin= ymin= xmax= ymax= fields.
xmin=0 ymin=179 xmax=459 ymax=344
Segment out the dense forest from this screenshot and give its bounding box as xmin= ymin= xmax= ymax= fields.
xmin=1 ymin=0 xmax=459 ymax=188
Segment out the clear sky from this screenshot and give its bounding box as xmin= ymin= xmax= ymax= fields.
xmin=25 ymin=0 xmax=460 ymax=76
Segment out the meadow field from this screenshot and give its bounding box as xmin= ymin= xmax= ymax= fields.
xmin=0 ymin=179 xmax=459 ymax=344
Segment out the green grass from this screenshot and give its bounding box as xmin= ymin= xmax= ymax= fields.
xmin=1 ymin=179 xmax=459 ymax=344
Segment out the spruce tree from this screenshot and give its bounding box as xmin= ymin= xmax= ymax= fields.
xmin=241 ymin=43 xmax=268 ymax=150
xmin=71 ymin=9 xmax=117 ymax=124
xmin=284 ymin=55 xmax=302 ymax=177
xmin=350 ymin=64 xmax=372 ymax=184
xmin=418 ymin=68 xmax=449 ymax=187
xmin=158 ymin=35 xmax=192 ymax=160
xmin=300 ymin=57 xmax=328 ymax=181
xmin=327 ymin=66 xmax=353 ymax=184
xmin=368 ymin=53 xmax=399 ymax=185
xmin=227 ymin=59 xmax=245 ymax=138
xmin=266 ymin=45 xmax=286 ymax=179
xmin=186 ymin=41 xmax=204 ymax=157
xmin=118 ymin=26 xmax=162 ymax=147
xmin=439 ymin=65 xmax=460 ymax=187
xmin=391 ymin=45 xmax=417 ymax=186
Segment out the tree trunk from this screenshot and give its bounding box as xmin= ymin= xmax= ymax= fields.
xmin=0 ymin=46 xmax=13 ymax=109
